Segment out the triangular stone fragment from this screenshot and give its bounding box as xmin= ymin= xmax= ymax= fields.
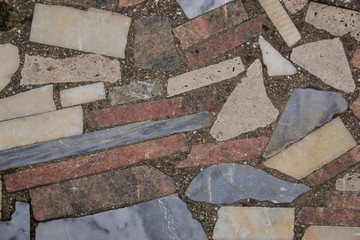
xmin=210 ymin=59 xmax=279 ymax=141
xmin=291 ymin=38 xmax=355 ymax=92
xmin=264 ymin=88 xmax=347 ymax=158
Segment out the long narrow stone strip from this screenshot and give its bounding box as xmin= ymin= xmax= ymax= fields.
xmin=60 ymin=82 xmax=106 ymax=107
xmin=328 ymin=192 xmax=360 ymax=209
xmin=302 ymin=226 xmax=360 ymax=240
xmin=0 ymin=112 xmax=210 ymax=171
xmin=298 ymin=208 xmax=360 ymax=227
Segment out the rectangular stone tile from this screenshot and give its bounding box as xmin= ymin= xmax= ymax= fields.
xmin=60 ymin=82 xmax=106 ymax=107
xmin=336 ymin=173 xmax=360 ymax=191
xmin=306 ymin=146 xmax=360 ymax=186
xmin=30 ymin=4 xmax=131 ymax=58
xmin=173 ymin=1 xmax=248 ymax=49
xmin=44 ymin=0 xmax=118 ymax=11
xmin=167 ymin=57 xmax=244 ymax=97
xmin=86 ymin=94 xmax=215 ymax=128
xmin=176 ymin=0 xmax=234 ymax=19
xmin=0 ymin=85 xmax=55 ymax=121
xmin=0 ymin=106 xmax=83 ymax=152
xmin=186 ymin=15 xmax=268 ymax=68
xmin=351 ymin=96 xmax=360 ymax=119
xmin=298 ymin=208 xmax=360 ymax=227
xmin=264 ymin=118 xmax=357 ymax=180
xmin=302 ymin=226 xmax=360 ymax=240
xmin=30 ymin=165 xmax=176 ymax=221
xmin=4 ymin=134 xmax=188 ymax=192
xmin=328 ymin=192 xmax=360 ymax=209
xmin=0 ymin=112 xmax=210 ymax=171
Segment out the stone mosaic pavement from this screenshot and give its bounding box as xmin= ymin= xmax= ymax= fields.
xmin=0 ymin=0 xmax=360 ymax=239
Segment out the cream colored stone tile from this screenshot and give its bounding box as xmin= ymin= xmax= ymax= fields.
xmin=302 ymin=226 xmax=360 ymax=240
xmin=281 ymin=0 xmax=308 ymax=14
xmin=0 ymin=44 xmax=19 ymax=91
xmin=336 ymin=173 xmax=360 ymax=192
xmin=60 ymin=82 xmax=106 ymax=107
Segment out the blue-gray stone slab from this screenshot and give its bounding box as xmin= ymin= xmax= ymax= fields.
xmin=36 ymin=194 xmax=207 ymax=240
xmin=264 ymin=88 xmax=347 ymax=158
xmin=0 ymin=112 xmax=211 ymax=171
xmin=0 ymin=202 xmax=30 ymax=240
xmin=176 ymin=0 xmax=234 ymax=19
xmin=185 ymin=163 xmax=309 ymax=204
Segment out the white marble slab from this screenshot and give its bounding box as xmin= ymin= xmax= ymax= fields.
xmin=176 ymin=0 xmax=234 ymax=19
xmin=60 ymin=82 xmax=106 ymax=107
xmin=0 ymin=44 xmax=19 ymax=91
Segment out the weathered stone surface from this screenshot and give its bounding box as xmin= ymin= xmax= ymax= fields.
xmin=186 ymin=15 xmax=269 ymax=68
xmin=281 ymin=0 xmax=308 ymax=14
xmin=336 ymin=173 xmax=360 ymax=192
xmin=134 ymin=17 xmax=180 ymax=71
xmin=21 ymin=54 xmax=121 ymax=85
xmin=186 ymin=163 xmax=309 ymax=204
xmin=0 ymin=202 xmax=30 ymax=240
xmin=298 ymin=208 xmax=360 ymax=227
xmin=213 ymin=207 xmax=295 ymax=240
xmin=291 ymin=38 xmax=355 ymax=92
xmin=259 ymin=36 xmax=296 ymax=76
xmin=264 ymin=88 xmax=347 ymax=158
xmin=109 ymin=79 xmax=164 ymax=106
xmin=86 ymin=95 xmax=215 ymax=128
xmin=167 ymin=57 xmax=245 ymax=97
xmin=36 ymin=194 xmax=207 ymax=240
xmin=258 ymin=0 xmax=301 ymax=47
xmin=173 ymin=1 xmax=248 ymax=49
xmin=60 ymin=82 xmax=106 ymax=107
xmin=328 ymin=191 xmax=360 ymax=209
xmin=176 ymin=0 xmax=234 ymax=19
xmin=264 ymin=118 xmax=356 ymax=180
xmin=30 ymin=165 xmax=176 ymax=221
xmin=0 ymin=44 xmax=19 ymax=91
xmin=302 ymin=226 xmax=360 ymax=240
xmin=351 ymin=96 xmax=360 ymax=119
xmin=44 ymin=0 xmax=118 ymax=10
xmin=351 ymin=49 xmax=360 ymax=69
xmin=210 ymin=60 xmax=279 ymax=141
xmin=30 ymin=4 xmax=131 ymax=58
xmin=306 ymin=146 xmax=360 ymax=186
xmin=0 ymin=106 xmax=83 ymax=152
xmin=0 ymin=112 xmax=210 ymax=171
xmin=176 ymin=137 xmax=268 ymax=168
xmin=119 ymin=0 xmax=145 ymax=7
xmin=5 ymin=134 xmax=188 ymax=192
xmin=0 ymin=85 xmax=55 ymax=122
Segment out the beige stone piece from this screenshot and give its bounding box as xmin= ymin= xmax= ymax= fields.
xmin=258 ymin=0 xmax=301 ymax=47
xmin=0 ymin=106 xmax=83 ymax=151
xmin=302 ymin=226 xmax=360 ymax=240
xmin=60 ymin=82 xmax=106 ymax=107
xmin=0 ymin=85 xmax=55 ymax=122
xmin=0 ymin=44 xmax=19 ymax=91
xmin=264 ymin=118 xmax=357 ymax=180
xmin=210 ymin=60 xmax=279 ymax=141
xmin=21 ymin=54 xmax=121 ymax=85
xmin=281 ymin=0 xmax=308 ymax=14
xmin=30 ymin=4 xmax=131 ymax=58
xmin=336 ymin=173 xmax=360 ymax=192
xmin=213 ymin=206 xmax=295 ymax=240
xmin=167 ymin=57 xmax=244 ymax=97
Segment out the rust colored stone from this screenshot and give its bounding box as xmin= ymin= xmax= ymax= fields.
xmin=298 ymin=208 xmax=360 ymax=227
xmin=351 ymin=49 xmax=360 ymax=69
xmin=351 ymin=97 xmax=360 ymax=119
xmin=4 ymin=134 xmax=188 ymax=192
xmin=119 ymin=0 xmax=145 ymax=7
xmin=175 ymin=136 xmax=268 ymax=168
xmin=328 ymin=192 xmax=360 ymax=209
xmin=30 ymin=165 xmax=176 ymax=221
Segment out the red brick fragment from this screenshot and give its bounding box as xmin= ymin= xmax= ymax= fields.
xmin=298 ymin=208 xmax=360 ymax=227
xmin=119 ymin=0 xmax=145 ymax=7
xmin=175 ymin=136 xmax=268 ymax=168
xmin=85 ymin=94 xmax=216 ymax=128
xmin=351 ymin=49 xmax=360 ymax=69
xmin=351 ymin=97 xmax=360 ymax=119
xmin=4 ymin=134 xmax=188 ymax=192
xmin=328 ymin=192 xmax=360 ymax=210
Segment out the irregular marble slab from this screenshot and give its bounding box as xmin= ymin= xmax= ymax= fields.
xmin=291 ymin=38 xmax=355 ymax=92
xmin=109 ymin=79 xmax=164 ymax=106
xmin=264 ymin=118 xmax=357 ymax=179
xmin=0 ymin=44 xmax=19 ymax=91
xmin=281 ymin=0 xmax=308 ymax=14
xmin=0 ymin=202 xmax=30 ymax=240
xmin=21 ymin=54 xmax=121 ymax=85
xmin=36 ymin=194 xmax=207 ymax=240
xmin=210 ymin=59 xmax=279 ymax=141
xmin=258 ymin=0 xmax=301 ymax=47
xmin=30 ymin=4 xmax=131 ymax=58
xmin=176 ymin=0 xmax=234 ymax=19
xmin=302 ymin=226 xmax=360 ymax=240
xmin=264 ymin=88 xmax=348 ymax=158
xmin=213 ymin=207 xmax=295 ymax=240
xmin=336 ymin=173 xmax=360 ymax=191
xmin=167 ymin=57 xmax=244 ymax=97
xmin=0 ymin=85 xmax=55 ymax=121
xmin=259 ymin=36 xmax=296 ymax=76
xmin=0 ymin=112 xmax=210 ymax=170
xmin=0 ymin=106 xmax=83 ymax=152
xmin=185 ymin=163 xmax=309 ymax=204
xmin=60 ymin=82 xmax=106 ymax=107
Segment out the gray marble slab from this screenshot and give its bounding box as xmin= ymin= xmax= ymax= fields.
xmin=264 ymin=88 xmax=347 ymax=157
xmin=36 ymin=194 xmax=207 ymax=240
xmin=186 ymin=163 xmax=309 ymax=204
xmin=0 ymin=112 xmax=211 ymax=171
xmin=0 ymin=202 xmax=30 ymax=240
xmin=176 ymin=0 xmax=234 ymax=19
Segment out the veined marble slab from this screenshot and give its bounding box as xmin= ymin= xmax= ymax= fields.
xmin=0 ymin=202 xmax=30 ymax=240
xmin=0 ymin=44 xmax=19 ymax=91
xmin=176 ymin=0 xmax=234 ymax=19
xmin=30 ymin=4 xmax=131 ymax=58
xmin=302 ymin=226 xmax=360 ymax=240
xmin=60 ymin=82 xmax=106 ymax=107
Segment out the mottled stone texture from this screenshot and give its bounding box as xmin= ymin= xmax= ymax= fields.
xmin=60 ymin=82 xmax=106 ymax=107
xmin=328 ymin=192 xmax=360 ymax=209
xmin=30 ymin=165 xmax=176 ymax=221
xmin=176 ymin=137 xmax=268 ymax=168
xmin=336 ymin=173 xmax=360 ymax=192
xmin=44 ymin=0 xmax=118 ymax=10
xmin=351 ymin=49 xmax=360 ymax=69
xmin=281 ymin=0 xmax=308 ymax=14
xmin=134 ymin=17 xmax=180 ymax=71
xmin=0 ymin=202 xmax=30 ymax=240
xmin=351 ymin=96 xmax=360 ymax=119
xmin=302 ymin=226 xmax=360 ymax=240
xmin=119 ymin=0 xmax=145 ymax=7
xmin=0 ymin=44 xmax=19 ymax=91
xmin=298 ymin=208 xmax=360 ymax=227
xmin=176 ymin=0 xmax=234 ymax=19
